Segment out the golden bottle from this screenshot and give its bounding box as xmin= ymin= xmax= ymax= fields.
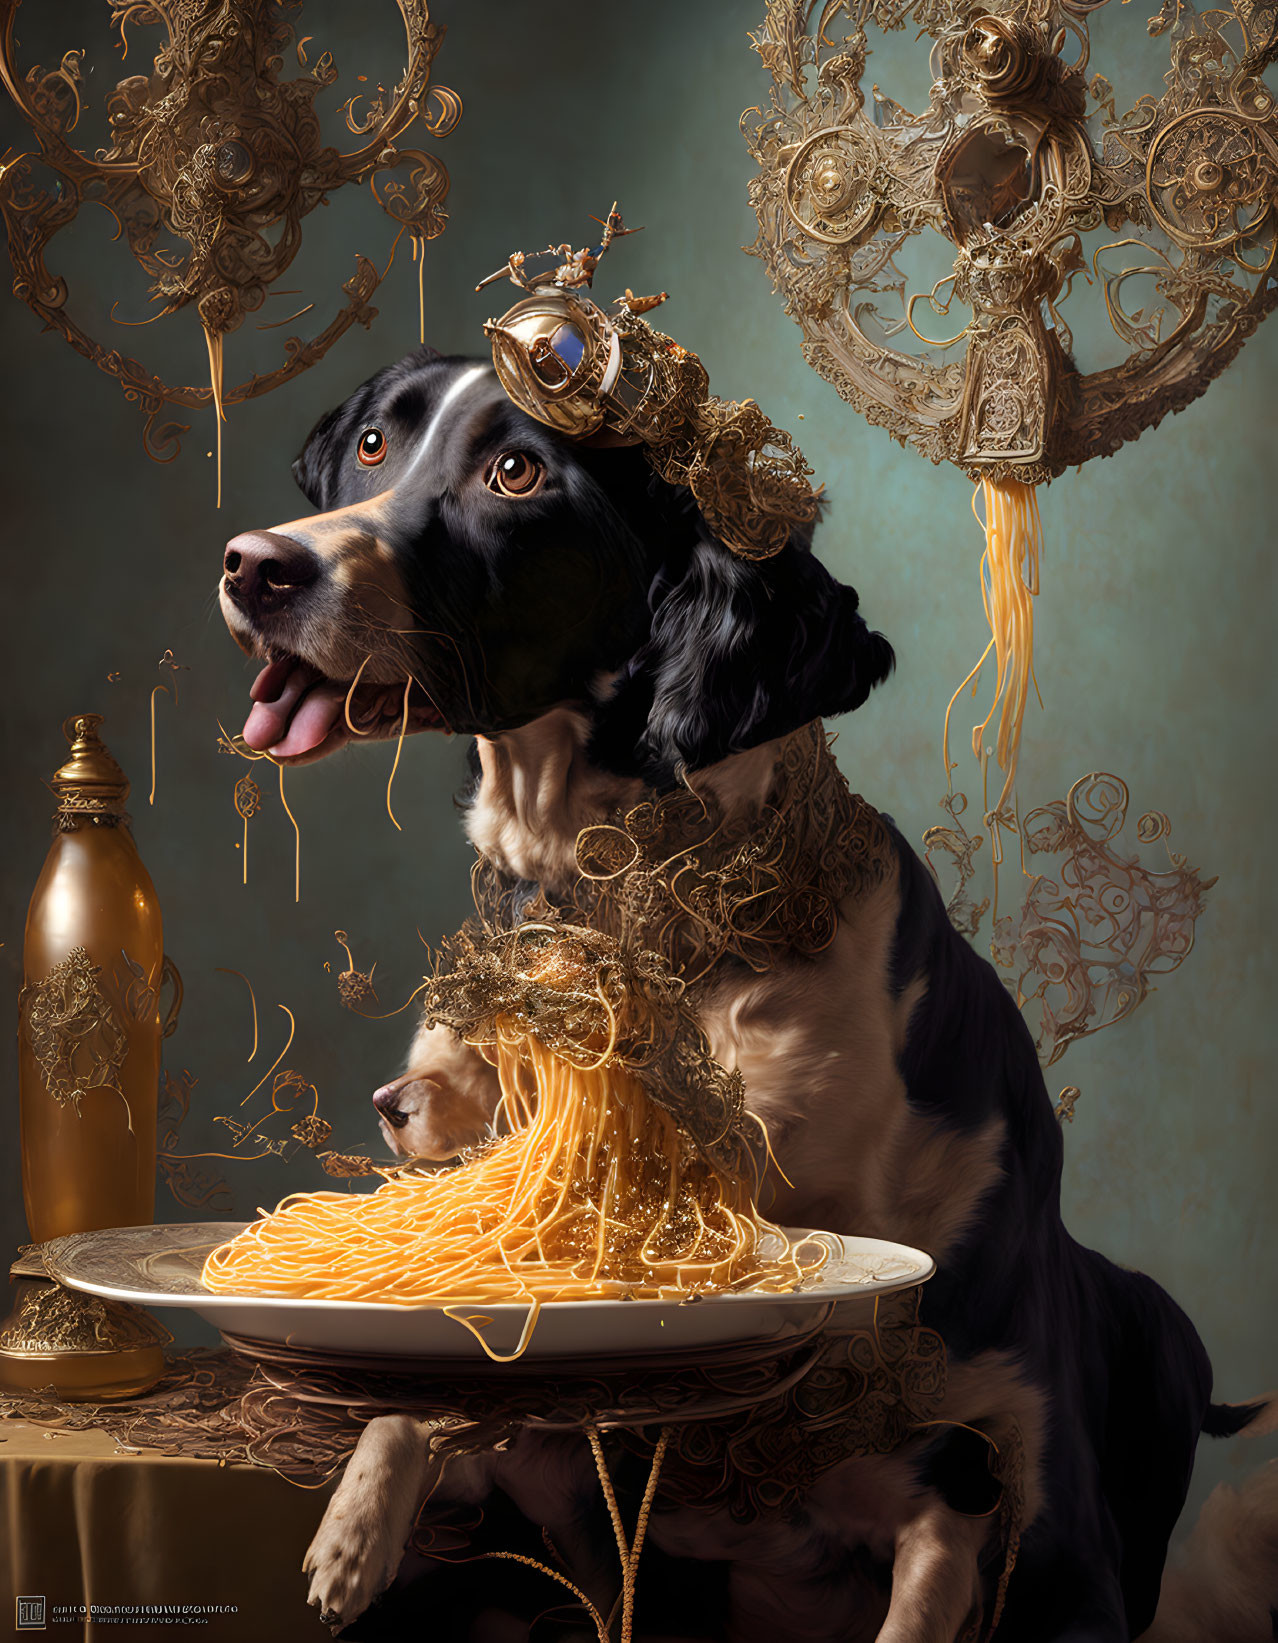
xmin=17 ymin=713 xmax=179 ymax=1242
xmin=3 ymin=714 xmax=176 ymax=1397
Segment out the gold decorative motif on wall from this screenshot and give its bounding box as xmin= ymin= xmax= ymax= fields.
xmin=0 ymin=0 xmax=460 ymax=484
xmin=924 ymin=791 xmax=990 ymax=940
xmin=991 ymin=773 xmax=1215 ymax=1066
xmin=926 ymin=773 xmax=1215 ymax=1117
xmin=157 ymin=1069 xmax=233 ymax=1213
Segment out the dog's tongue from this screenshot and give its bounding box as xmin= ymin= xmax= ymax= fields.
xmin=243 ymin=659 xmax=345 ymax=757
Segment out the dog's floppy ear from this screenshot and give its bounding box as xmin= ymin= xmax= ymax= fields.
xmin=597 ymin=514 xmax=893 ymax=778
xmin=291 ymin=406 xmax=343 ymax=508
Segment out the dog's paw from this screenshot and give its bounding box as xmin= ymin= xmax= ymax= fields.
xmin=302 ymin=1503 xmax=406 ymax=1631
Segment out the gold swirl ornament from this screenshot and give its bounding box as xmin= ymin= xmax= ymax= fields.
xmin=1146 ymin=109 xmax=1278 ymax=250
xmin=783 ymin=129 xmax=882 ymax=245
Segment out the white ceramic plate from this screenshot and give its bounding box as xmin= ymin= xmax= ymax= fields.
xmin=42 ymin=1221 xmax=935 ymax=1363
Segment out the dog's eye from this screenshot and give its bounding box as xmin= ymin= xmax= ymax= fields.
xmin=357 ymin=428 xmax=387 ymax=467
xmin=486 ymin=451 xmax=546 ymax=498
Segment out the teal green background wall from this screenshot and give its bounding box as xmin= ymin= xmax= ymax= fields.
xmin=2 ymin=0 xmax=1273 ymax=1552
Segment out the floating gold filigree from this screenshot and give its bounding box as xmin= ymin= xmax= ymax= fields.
xmin=217 ymin=730 xmax=303 ymax=897
xmin=290 ymin=1114 xmax=333 ymax=1150
xmin=212 ymin=1061 xmax=321 ymax=1162
xmin=233 ymin=775 xmax=260 ymax=820
xmin=0 ymin=0 xmax=460 ymax=465
xmin=743 ymin=0 xmax=1278 ymax=484
xmin=232 ymin=772 xmax=260 ymax=883
xmin=318 ymin=1151 xmax=382 ymax=1179
xmin=337 ymin=970 xmax=378 ymax=1008
xmin=156 ymin=648 xmax=189 ymax=703
xmin=160 ymin=973 xmax=383 ymax=1184
xmin=928 ymin=773 xmax=1214 ymax=1102
xmin=334 ymin=929 xmax=379 ymax=1009
xmin=157 ymin=1068 xmax=233 ymax=1213
xmin=18 ymin=947 xmax=127 ymax=1114
xmin=991 ymin=773 xmax=1215 ymax=1066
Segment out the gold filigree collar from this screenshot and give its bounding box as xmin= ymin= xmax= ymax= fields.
xmin=475 ymin=719 xmax=895 ymax=986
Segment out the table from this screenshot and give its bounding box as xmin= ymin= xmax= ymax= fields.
xmin=0 ymin=1290 xmax=968 ymax=1641
xmin=1 ymin=1420 xmax=331 ymax=1641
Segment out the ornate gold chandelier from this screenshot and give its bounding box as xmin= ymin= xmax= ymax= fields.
xmin=0 ymin=0 xmax=460 ymax=493
xmin=745 ymin=0 xmax=1276 ymax=866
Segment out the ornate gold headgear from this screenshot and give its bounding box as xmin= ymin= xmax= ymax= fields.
xmin=478 ymin=205 xmax=820 ymax=559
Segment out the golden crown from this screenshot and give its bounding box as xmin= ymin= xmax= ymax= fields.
xmin=478 ymin=206 xmax=819 ymax=560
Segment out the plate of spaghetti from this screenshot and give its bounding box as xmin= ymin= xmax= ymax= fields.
xmin=45 ymin=928 xmax=934 ymax=1362
xmin=44 ymin=1220 xmax=933 ymax=1362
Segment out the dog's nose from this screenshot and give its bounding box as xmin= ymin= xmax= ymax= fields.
xmin=372 ymin=1086 xmax=409 ymax=1128
xmin=223 ymin=530 xmax=320 ymax=612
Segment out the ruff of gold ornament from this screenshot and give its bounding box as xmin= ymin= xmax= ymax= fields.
xmin=471 ymin=720 xmax=894 ymax=981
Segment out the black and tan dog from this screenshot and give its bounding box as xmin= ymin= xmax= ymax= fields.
xmin=220 ymin=348 xmax=1263 ymax=1643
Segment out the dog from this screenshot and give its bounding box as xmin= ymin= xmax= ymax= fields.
xmin=219 ymin=348 xmax=1262 ymax=1642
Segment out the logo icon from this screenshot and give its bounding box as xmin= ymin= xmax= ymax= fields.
xmin=16 ymin=1595 xmax=46 ymax=1629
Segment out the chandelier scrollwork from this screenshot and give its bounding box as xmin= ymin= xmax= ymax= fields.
xmin=0 ymin=0 xmax=460 ymax=469
xmin=744 ymin=0 xmax=1278 ymax=484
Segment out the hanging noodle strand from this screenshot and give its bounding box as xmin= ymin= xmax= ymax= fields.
xmin=942 ymin=477 xmax=1043 ymax=911
xmin=202 ymin=321 xmax=226 ymax=509
xmin=274 ymin=759 xmax=302 ymax=903
xmin=214 ymin=967 xmax=259 ymax=1062
xmin=385 ymin=677 xmax=413 ymax=832
xmin=413 ymin=231 xmax=426 ymax=345
xmin=149 ymin=684 xmax=170 ymax=806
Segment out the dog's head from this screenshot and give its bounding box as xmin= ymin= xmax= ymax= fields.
xmin=220 ymin=349 xmax=893 ymax=778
